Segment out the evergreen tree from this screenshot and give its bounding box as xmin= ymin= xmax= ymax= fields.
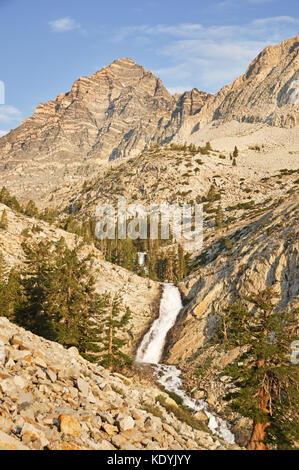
xmin=15 ymin=240 xmax=55 ymax=338
xmin=219 ymin=290 xmax=299 ymax=449
xmin=0 ymin=187 xmax=23 ymax=212
xmin=99 ymin=292 xmax=132 ymax=370
xmin=0 ymin=269 xmax=22 ymax=320
xmin=232 ymin=158 xmax=237 ymax=166
xmin=43 ymin=238 xmax=96 ymax=348
xmin=0 ymin=209 xmax=8 ymax=230
xmin=164 ymin=250 xmax=175 ymax=282
xmin=76 ymin=279 xmax=107 ymax=362
xmin=233 ymin=145 xmax=239 ymax=159
xmin=215 ymin=205 xmax=223 ymax=229
xmin=207 ymin=184 xmax=216 ymax=202
xmin=25 ymin=200 xmax=38 ymax=217
xmin=176 ymin=244 xmax=186 ymax=280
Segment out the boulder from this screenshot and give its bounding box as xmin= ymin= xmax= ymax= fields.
xmin=58 ymin=414 xmax=82 ymax=437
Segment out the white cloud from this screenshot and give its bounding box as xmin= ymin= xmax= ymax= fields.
xmin=218 ymin=0 xmax=275 ymax=6
xmin=0 ymin=105 xmax=22 ymax=123
xmin=252 ymin=16 xmax=297 ymax=26
xmin=112 ymin=17 xmax=299 ymax=92
xmin=0 ymin=130 xmax=8 ymax=138
xmin=248 ymin=0 xmax=275 ymax=4
xmin=167 ymin=86 xmax=192 ymax=95
xmin=49 ymin=17 xmax=82 ymax=33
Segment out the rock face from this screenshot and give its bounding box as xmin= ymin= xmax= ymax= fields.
xmin=0 ymin=316 xmax=240 ymax=450
xmin=165 ymin=195 xmax=299 ymax=363
xmin=66 ymin=132 xmax=299 ymax=220
xmin=178 ymin=34 xmax=299 ymax=140
xmin=0 ymin=58 xmax=208 ymax=204
xmin=0 ymin=35 xmax=298 ymax=206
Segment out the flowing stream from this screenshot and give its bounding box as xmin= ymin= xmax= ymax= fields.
xmin=136 ymin=283 xmax=235 ymax=444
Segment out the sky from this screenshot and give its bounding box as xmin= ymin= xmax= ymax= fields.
xmin=0 ymin=0 xmax=298 ymax=136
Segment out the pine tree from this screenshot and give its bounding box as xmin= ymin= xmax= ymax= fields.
xmin=0 ymin=209 xmax=8 ymax=230
xmin=219 ymin=289 xmax=299 ymax=449
xmin=207 ymin=185 xmax=216 ymax=202
xmin=77 ymin=279 xmax=108 ymax=362
xmin=176 ymin=244 xmax=186 ymax=280
xmin=232 ymin=158 xmax=237 ymax=166
xmin=99 ymin=292 xmax=132 ymax=370
xmin=165 ymin=250 xmax=175 ymax=282
xmin=215 ymin=205 xmax=223 ymax=229
xmin=0 ymin=187 xmax=22 ymax=212
xmin=0 ymin=252 xmax=7 ymax=317
xmin=25 ymin=200 xmax=38 ymax=217
xmin=15 ymin=240 xmax=55 ymax=338
xmin=0 ymin=269 xmax=22 ymax=320
xmin=233 ymin=145 xmax=239 ymax=159
xmin=43 ymin=238 xmax=95 ymax=347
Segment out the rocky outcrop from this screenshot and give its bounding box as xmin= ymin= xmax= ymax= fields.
xmin=0 ymin=59 xmax=209 ymax=205
xmin=0 ymin=316 xmax=239 ymax=450
xmin=0 ymin=35 xmax=298 ymax=207
xmin=165 ymin=195 xmax=298 ymax=363
xmin=177 ymin=34 xmax=299 ymax=141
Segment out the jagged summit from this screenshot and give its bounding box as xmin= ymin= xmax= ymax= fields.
xmin=0 ymin=57 xmax=208 ymax=203
xmin=178 ymin=33 xmax=299 ymax=135
xmin=0 ymin=35 xmax=298 ymax=204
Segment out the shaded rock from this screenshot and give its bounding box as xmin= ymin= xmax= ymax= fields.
xmin=102 ymin=423 xmax=118 ymax=436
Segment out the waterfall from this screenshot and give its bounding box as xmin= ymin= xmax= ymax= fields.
xmin=136 ymin=283 xmax=235 ymax=445
xmin=137 ymin=252 xmax=146 ymax=266
xmin=136 ymin=283 xmax=182 ymax=364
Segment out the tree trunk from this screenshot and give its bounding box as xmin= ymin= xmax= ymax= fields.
xmin=248 ymin=422 xmax=268 ymax=450
xmin=248 ymin=385 xmax=270 ymax=450
xmin=108 ymin=297 xmax=113 ymax=370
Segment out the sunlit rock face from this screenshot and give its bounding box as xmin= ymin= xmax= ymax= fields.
xmin=0 ymin=58 xmax=208 ymax=205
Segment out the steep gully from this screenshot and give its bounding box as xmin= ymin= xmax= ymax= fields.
xmin=136 ymin=283 xmax=235 ymax=444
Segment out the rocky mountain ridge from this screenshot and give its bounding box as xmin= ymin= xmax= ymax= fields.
xmin=177 ymin=33 xmax=299 ymax=138
xmin=0 ymin=34 xmax=298 ymax=207
xmin=0 ymin=58 xmax=208 ymax=205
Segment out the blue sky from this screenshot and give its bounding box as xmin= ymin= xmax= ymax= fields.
xmin=0 ymin=0 xmax=298 ymax=136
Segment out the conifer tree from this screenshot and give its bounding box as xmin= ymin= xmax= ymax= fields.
xmin=43 ymin=238 xmax=96 ymax=347
xmin=0 ymin=187 xmax=23 ymax=212
xmin=176 ymin=244 xmax=186 ymax=280
xmin=0 ymin=209 xmax=8 ymax=230
xmin=25 ymin=200 xmax=38 ymax=217
xmin=207 ymin=185 xmax=216 ymax=202
xmin=215 ymin=205 xmax=223 ymax=229
xmin=99 ymin=292 xmax=132 ymax=370
xmin=0 ymin=252 xmax=7 ymax=317
xmin=0 ymin=269 xmax=20 ymax=321
xmin=15 ymin=240 xmax=55 ymax=338
xmin=233 ymin=145 xmax=239 ymax=159
xmin=219 ymin=289 xmax=299 ymax=450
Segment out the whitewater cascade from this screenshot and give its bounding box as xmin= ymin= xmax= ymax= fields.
xmin=136 ymin=283 xmax=182 ymax=363
xmin=136 ymin=283 xmax=235 ymax=444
